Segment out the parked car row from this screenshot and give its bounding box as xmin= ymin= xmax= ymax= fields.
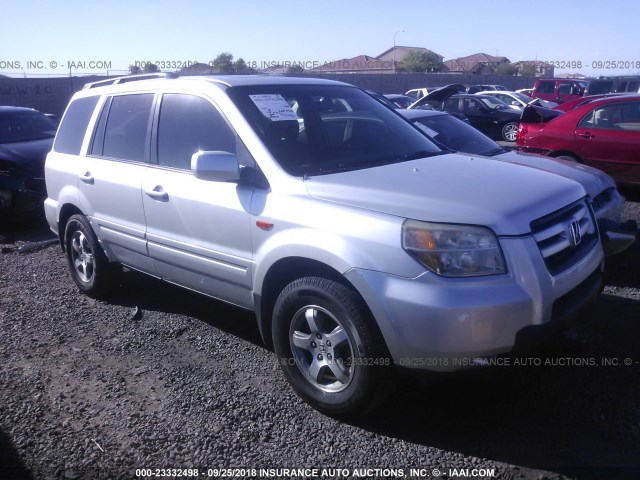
xmin=41 ymin=73 xmax=635 ymax=418
xmin=403 ymin=76 xmax=640 ymax=107
xmin=386 ymin=83 xmax=640 ymax=188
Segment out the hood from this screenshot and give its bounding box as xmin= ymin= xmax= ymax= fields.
xmin=0 ymin=137 xmax=53 ymax=167
xmin=494 ymin=150 xmax=615 ymax=199
xmin=305 ymin=153 xmax=585 ymax=236
xmin=409 ymin=84 xmax=465 ymax=109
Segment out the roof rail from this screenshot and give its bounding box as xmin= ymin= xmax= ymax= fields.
xmin=83 ymin=72 xmax=178 ymax=90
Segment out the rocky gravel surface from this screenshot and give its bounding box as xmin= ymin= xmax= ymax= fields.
xmin=1 ymin=190 xmax=640 ymax=480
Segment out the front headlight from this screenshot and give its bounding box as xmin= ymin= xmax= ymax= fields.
xmin=402 ymin=220 xmax=506 ymax=277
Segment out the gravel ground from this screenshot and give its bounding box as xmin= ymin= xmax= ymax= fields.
xmin=1 ymin=191 xmax=640 ymax=480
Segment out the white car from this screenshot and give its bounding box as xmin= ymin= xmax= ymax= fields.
xmin=404 ymin=87 xmax=433 ymax=100
xmin=477 ymin=90 xmax=558 ymax=110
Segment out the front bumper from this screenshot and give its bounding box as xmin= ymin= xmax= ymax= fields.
xmin=0 ymin=188 xmax=45 ymax=218
xmin=592 ymin=187 xmax=636 ymax=256
xmin=0 ymin=172 xmax=47 ymax=218
xmin=345 ymin=234 xmax=604 ymax=372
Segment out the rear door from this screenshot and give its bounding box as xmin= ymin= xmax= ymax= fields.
xmin=142 ymin=93 xmax=255 ymax=308
xmin=574 ymin=100 xmax=640 ymax=181
xmin=79 ymin=92 xmax=156 ymax=273
xmin=461 ymin=97 xmax=493 ymax=132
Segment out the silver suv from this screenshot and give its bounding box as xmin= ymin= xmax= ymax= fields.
xmin=46 ymin=73 xmax=607 ymax=417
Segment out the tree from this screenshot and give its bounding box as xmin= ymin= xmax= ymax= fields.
xmin=128 ymin=64 xmax=142 ymax=75
xmin=233 ymin=58 xmax=256 ymax=74
xmin=519 ymin=64 xmax=536 ymax=77
xmin=142 ymin=63 xmax=159 ymax=73
xmin=286 ymin=64 xmax=305 ymax=74
xmin=401 ymin=50 xmax=444 ymax=73
xmin=495 ymin=63 xmax=518 ymax=76
xmin=212 ymin=52 xmax=235 ymax=73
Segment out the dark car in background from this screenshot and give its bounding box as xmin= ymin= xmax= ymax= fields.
xmin=0 ymin=106 xmax=57 ymax=218
xmin=585 ymin=76 xmax=640 ymax=96
xmin=438 ymin=94 xmax=522 ymax=141
xmin=517 ymin=95 xmax=640 ymax=184
xmin=409 ymin=85 xmax=520 ymax=141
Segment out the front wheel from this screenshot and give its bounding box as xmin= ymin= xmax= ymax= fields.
xmin=64 ymin=214 xmax=117 ymax=296
xmin=501 ymin=122 xmax=518 ymax=142
xmin=272 ymin=277 xmax=391 ymax=418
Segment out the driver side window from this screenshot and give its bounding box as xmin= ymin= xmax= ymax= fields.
xmin=157 ymin=94 xmax=236 ymax=171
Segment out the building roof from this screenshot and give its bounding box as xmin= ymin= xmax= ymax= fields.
xmin=376 ymin=46 xmax=444 ymax=62
xmin=443 ymin=53 xmax=510 ymax=73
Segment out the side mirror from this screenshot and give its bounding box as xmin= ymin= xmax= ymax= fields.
xmin=191 ymin=151 xmax=240 ymax=182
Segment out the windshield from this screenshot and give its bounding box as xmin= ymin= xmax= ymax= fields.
xmin=412 ymin=113 xmax=503 ymax=156
xmin=228 ymin=85 xmax=443 ymax=176
xmin=480 ymin=97 xmax=509 ymax=110
xmin=510 ymin=92 xmax=533 ymax=104
xmin=0 ymin=110 xmax=57 ymax=143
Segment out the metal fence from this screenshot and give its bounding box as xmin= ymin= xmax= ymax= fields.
xmin=0 ymin=72 xmax=541 ymax=118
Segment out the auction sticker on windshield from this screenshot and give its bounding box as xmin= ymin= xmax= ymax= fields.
xmin=249 ymin=94 xmax=298 ymax=121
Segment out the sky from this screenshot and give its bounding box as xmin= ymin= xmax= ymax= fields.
xmin=2 ymin=0 xmax=640 ymax=77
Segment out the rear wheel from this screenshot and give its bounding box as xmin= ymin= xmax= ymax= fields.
xmin=273 ymin=277 xmax=391 ymax=418
xmin=64 ymin=214 xmax=117 ymax=296
xmin=501 ymin=122 xmax=518 ymax=142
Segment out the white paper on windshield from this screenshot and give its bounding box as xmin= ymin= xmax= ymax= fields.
xmin=249 ymin=94 xmax=299 ymax=121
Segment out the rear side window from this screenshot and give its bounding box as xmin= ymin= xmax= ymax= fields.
xmin=558 ymin=83 xmax=582 ymax=95
xmin=536 ymin=81 xmax=555 ymax=94
xmin=157 ymin=94 xmax=236 ymax=170
xmin=102 ymin=94 xmax=154 ymax=162
xmin=53 ymin=96 xmax=99 ymax=155
xmin=588 ymin=81 xmax=614 ymax=95
xmin=579 ymin=102 xmax=640 ymax=130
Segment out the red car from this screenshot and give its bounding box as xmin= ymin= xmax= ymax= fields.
xmin=517 ymin=95 xmax=640 ymax=184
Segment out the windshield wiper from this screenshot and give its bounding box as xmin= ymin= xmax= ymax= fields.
xmin=303 ymin=150 xmax=442 ymax=177
xmin=482 ymin=147 xmax=505 ymax=157
xmin=303 ymin=162 xmax=375 ymax=177
xmin=401 ymin=149 xmax=441 ymax=160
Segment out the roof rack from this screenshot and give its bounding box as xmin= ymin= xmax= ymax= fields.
xmin=83 ymin=72 xmax=178 ymax=90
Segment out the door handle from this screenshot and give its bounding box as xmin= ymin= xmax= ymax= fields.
xmin=144 ymin=186 xmax=169 ymax=201
xmin=578 ymin=132 xmax=594 ymax=139
xmin=79 ymin=172 xmax=94 ymax=184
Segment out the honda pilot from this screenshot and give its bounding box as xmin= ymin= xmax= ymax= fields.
xmin=45 ymin=73 xmax=608 ymax=417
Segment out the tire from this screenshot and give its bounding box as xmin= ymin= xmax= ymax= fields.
xmin=64 ymin=214 xmax=116 ymax=296
xmin=501 ymin=122 xmax=518 ymax=142
xmin=272 ymin=277 xmax=391 ymax=418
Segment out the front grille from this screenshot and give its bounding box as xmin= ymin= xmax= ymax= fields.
xmin=531 ymin=198 xmax=598 ymax=276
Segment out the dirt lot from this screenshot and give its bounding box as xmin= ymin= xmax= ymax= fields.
xmin=1 ymin=189 xmax=640 ymax=480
